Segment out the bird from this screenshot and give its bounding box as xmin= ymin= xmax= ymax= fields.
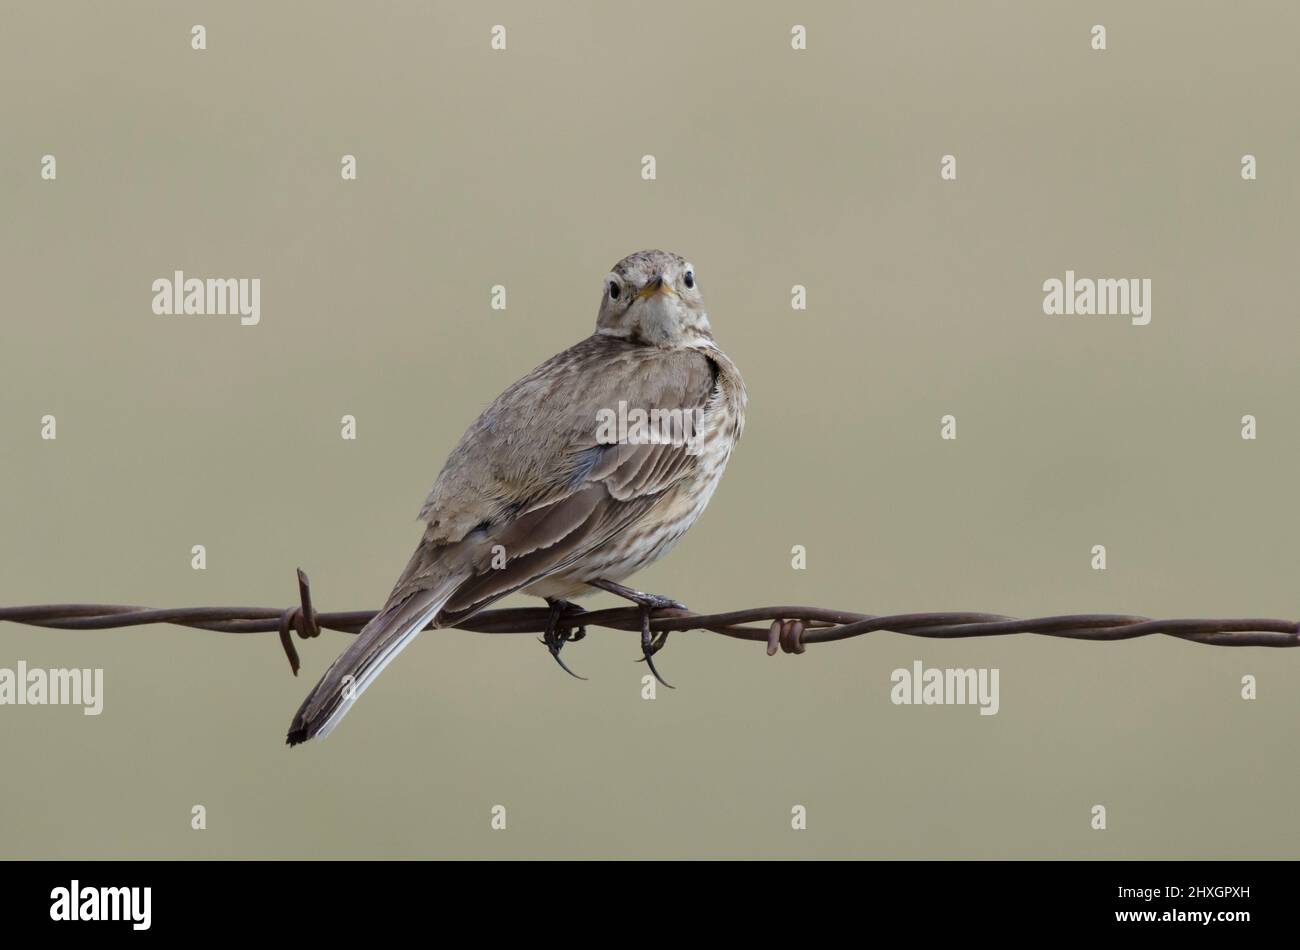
xmin=286 ymin=249 xmax=746 ymax=745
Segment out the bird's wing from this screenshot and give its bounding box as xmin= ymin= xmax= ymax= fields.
xmin=416 ymin=334 xmax=717 ymax=541
xmin=399 ymin=336 xmax=722 ymax=619
xmin=287 ymin=336 xmax=719 ymax=743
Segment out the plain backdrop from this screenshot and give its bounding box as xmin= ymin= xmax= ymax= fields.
xmin=2 ymin=1 xmax=1298 ymax=858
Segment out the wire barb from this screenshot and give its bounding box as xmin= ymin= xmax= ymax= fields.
xmin=767 ymin=619 xmax=807 ymax=655
xmin=276 ymin=568 xmax=322 ymax=676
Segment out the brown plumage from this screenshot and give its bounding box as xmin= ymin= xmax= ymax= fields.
xmin=287 ymin=250 xmax=745 ymax=744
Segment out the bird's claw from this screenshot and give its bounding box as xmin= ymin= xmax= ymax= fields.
xmin=637 ymin=605 xmax=675 ymax=689
xmin=541 ymin=599 xmax=588 ymax=680
xmin=635 ymin=628 xmax=671 ymax=657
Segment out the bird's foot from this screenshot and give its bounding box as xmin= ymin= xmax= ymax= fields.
xmin=540 ymin=598 xmax=588 ymax=680
xmin=588 ymin=578 xmax=686 ymax=689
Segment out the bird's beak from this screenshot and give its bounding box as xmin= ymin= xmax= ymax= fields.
xmin=636 ymin=274 xmax=675 ymax=300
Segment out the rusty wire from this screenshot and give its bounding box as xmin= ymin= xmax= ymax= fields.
xmin=1 ymin=569 xmax=1297 ymax=677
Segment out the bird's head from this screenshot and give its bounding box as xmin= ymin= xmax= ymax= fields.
xmin=595 ymin=249 xmax=713 ymax=347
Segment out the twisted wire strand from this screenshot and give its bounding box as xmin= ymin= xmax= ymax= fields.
xmin=2 ymin=570 xmax=1297 ymax=676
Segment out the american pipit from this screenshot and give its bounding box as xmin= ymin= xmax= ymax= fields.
xmin=287 ymin=250 xmax=746 ymax=744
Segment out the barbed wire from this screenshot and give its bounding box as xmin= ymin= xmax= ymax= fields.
xmin=1 ymin=569 xmax=1297 ymax=676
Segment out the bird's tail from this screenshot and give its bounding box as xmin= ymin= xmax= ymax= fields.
xmin=285 ymin=580 xmax=459 ymax=746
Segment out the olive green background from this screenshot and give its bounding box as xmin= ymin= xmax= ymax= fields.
xmin=2 ymin=1 xmax=1297 ymax=859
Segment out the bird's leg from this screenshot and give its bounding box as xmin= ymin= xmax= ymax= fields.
xmin=589 ymin=578 xmax=688 ymax=612
xmin=588 ymin=578 xmax=686 ymax=689
xmin=540 ymin=598 xmax=588 ymax=681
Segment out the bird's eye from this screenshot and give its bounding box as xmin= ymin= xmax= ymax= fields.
xmin=608 ymin=280 xmax=621 ymax=300
xmin=683 ymin=270 xmax=695 ymax=289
